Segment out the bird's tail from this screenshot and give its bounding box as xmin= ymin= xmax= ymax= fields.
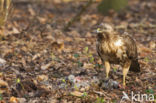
xmin=129 ymin=59 xmax=140 ymax=72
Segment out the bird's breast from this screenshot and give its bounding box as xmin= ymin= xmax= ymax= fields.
xmin=97 ymin=38 xmax=128 ymax=64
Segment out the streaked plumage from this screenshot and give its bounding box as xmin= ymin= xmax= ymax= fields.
xmin=96 ymin=23 xmax=140 ymax=86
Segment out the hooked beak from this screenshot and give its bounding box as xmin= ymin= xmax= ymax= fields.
xmin=96 ymin=28 xmax=103 ymax=33
xmin=91 ymin=28 xmax=103 ymax=34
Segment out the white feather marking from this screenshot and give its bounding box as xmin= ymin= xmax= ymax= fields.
xmin=114 ymin=39 xmax=123 ymax=47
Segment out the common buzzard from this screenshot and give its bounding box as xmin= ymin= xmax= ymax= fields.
xmin=96 ymin=23 xmax=140 ymax=86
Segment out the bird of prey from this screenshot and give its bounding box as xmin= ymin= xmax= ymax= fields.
xmin=96 ymin=23 xmax=140 ymax=86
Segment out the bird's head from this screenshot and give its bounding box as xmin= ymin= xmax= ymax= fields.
xmin=96 ymin=23 xmax=113 ymax=34
xmin=96 ymin=23 xmax=113 ymax=41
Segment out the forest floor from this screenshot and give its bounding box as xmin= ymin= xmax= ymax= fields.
xmin=0 ymin=0 xmax=155 ymax=103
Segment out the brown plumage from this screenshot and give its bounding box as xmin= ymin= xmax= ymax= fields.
xmin=96 ymin=23 xmax=140 ymax=86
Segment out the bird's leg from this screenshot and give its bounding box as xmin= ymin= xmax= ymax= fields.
xmin=122 ymin=60 xmax=131 ymax=86
xmin=104 ymin=61 xmax=110 ymax=79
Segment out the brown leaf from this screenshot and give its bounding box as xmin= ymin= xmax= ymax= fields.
xmin=51 ymin=41 xmax=64 ymax=52
xmin=32 ymin=53 xmax=41 ymax=60
xmin=149 ymin=41 xmax=155 ymax=49
xmin=70 ymin=91 xmax=84 ymax=97
xmin=37 ymin=75 xmax=49 ymax=82
xmin=41 ymin=63 xmax=51 ymax=70
xmin=0 ymin=79 xmax=9 ymax=94
xmin=10 ymin=97 xmax=19 ymax=103
xmin=83 ymin=63 xmax=94 ymax=69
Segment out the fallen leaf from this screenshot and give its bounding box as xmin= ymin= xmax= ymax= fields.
xmin=0 ymin=79 xmax=9 ymax=94
xmin=37 ymin=75 xmax=49 ymax=82
xmin=41 ymin=63 xmax=51 ymax=70
xmin=51 ymin=41 xmax=64 ymax=52
xmin=0 ymin=72 xmax=3 ymax=79
xmin=138 ymin=44 xmax=152 ymax=54
xmin=149 ymin=41 xmax=155 ymax=49
xmin=17 ymin=98 xmax=26 ymax=103
xmin=10 ymin=97 xmax=19 ymax=103
xmin=28 ymin=5 xmax=36 ymax=16
xmin=70 ymin=91 xmax=84 ymax=97
xmin=83 ymin=63 xmax=94 ymax=69
xmin=37 ymin=17 xmax=47 ymax=24
xmin=0 ymin=58 xmax=6 ymax=66
xmin=32 ymin=53 xmax=41 ymax=60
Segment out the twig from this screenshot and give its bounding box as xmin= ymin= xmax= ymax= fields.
xmin=93 ymin=90 xmax=106 ymax=96
xmin=64 ymin=0 xmax=94 ymax=31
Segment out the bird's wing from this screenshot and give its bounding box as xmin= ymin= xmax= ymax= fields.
xmin=123 ymin=34 xmax=140 ymax=72
xmin=122 ymin=34 xmax=138 ymax=60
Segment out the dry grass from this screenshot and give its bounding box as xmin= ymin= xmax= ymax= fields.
xmin=0 ymin=0 xmax=11 ymax=28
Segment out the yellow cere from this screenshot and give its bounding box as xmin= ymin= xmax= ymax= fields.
xmin=97 ymin=28 xmax=102 ymax=33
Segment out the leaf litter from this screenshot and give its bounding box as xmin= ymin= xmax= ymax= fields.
xmin=0 ymin=0 xmax=155 ymax=102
